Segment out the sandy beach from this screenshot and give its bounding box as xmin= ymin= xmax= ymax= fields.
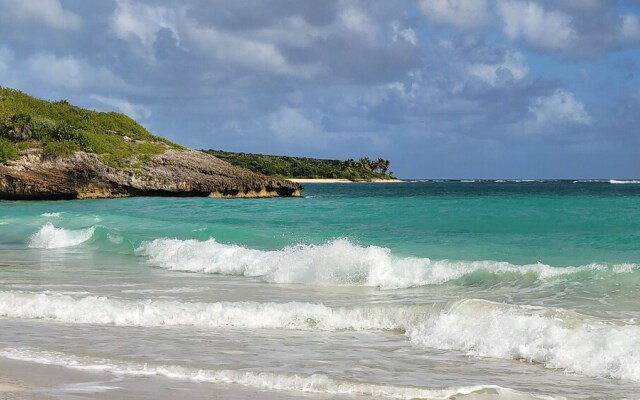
xmin=287 ymin=178 xmax=402 ymax=183
xmin=0 ymin=359 xmax=352 ymax=400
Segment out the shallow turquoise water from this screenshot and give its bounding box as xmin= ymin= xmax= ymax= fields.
xmin=1 ymin=181 xmax=640 ymax=399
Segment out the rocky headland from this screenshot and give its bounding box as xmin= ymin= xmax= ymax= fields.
xmin=0 ymin=87 xmax=300 ymax=200
xmin=0 ymin=147 xmax=301 ymax=200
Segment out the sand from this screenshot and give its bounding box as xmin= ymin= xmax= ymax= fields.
xmin=0 ymin=359 xmax=352 ymax=400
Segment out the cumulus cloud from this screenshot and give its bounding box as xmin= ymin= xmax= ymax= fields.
xmin=392 ymin=23 xmax=417 ymax=46
xmin=268 ymin=107 xmax=328 ymax=144
xmin=90 ymin=95 xmax=152 ymax=120
xmin=25 ymin=53 xmax=129 ymax=92
xmin=416 ymin=0 xmax=490 ymax=29
xmin=110 ymin=0 xmax=179 ymax=58
xmin=183 ymin=22 xmax=319 ymax=78
xmin=521 ymin=89 xmax=592 ymax=136
xmin=530 ymin=89 xmax=591 ymax=125
xmin=621 ymin=14 xmax=640 ymax=42
xmin=497 ymin=0 xmax=577 ymax=53
xmin=0 ymin=0 xmax=635 ymax=176
xmin=0 ymin=0 xmax=80 ymax=30
xmin=467 ymin=49 xmax=528 ymax=86
xmin=495 ymin=0 xmax=640 ymax=57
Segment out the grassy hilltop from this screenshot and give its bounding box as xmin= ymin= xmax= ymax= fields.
xmin=0 ymin=87 xmax=394 ymax=181
xmin=205 ymin=150 xmax=395 ymax=181
xmin=0 ymin=87 xmax=181 ymax=168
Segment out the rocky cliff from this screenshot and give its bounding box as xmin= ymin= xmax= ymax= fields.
xmin=0 ymin=147 xmax=301 ymax=200
xmin=0 ymin=87 xmax=301 ymax=200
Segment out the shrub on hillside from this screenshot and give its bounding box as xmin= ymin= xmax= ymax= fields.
xmin=0 ymin=138 xmax=19 ymax=162
xmin=42 ymin=140 xmax=80 ymax=159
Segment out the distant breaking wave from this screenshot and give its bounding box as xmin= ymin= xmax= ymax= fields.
xmin=2 ymin=291 xmax=640 ymax=382
xmin=0 ymin=347 xmax=556 ymax=400
xmin=139 ymin=238 xmax=639 ymax=289
xmin=610 ymin=180 xmax=640 ymax=184
xmin=28 ymin=223 xmax=96 ymax=249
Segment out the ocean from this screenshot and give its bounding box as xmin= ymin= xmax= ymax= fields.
xmin=1 ymin=180 xmax=640 ymax=399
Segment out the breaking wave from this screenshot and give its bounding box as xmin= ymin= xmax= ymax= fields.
xmin=0 ymin=291 xmax=429 ymax=330
xmin=409 ymin=299 xmax=640 ymax=382
xmin=2 ymin=291 xmax=640 ymax=382
xmin=609 ymin=180 xmax=640 ymax=184
xmin=139 ymin=238 xmax=639 ymax=289
xmin=28 ymin=224 xmax=96 ymax=249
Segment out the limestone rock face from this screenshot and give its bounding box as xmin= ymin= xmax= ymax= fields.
xmin=0 ymin=148 xmax=301 ymax=200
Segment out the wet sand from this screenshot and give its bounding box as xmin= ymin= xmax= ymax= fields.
xmin=0 ymin=359 xmax=350 ymax=400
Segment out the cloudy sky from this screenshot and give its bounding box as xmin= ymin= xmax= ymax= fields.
xmin=1 ymin=0 xmax=639 ymax=178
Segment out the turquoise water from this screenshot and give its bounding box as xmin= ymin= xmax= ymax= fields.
xmin=1 ymin=181 xmax=640 ymax=399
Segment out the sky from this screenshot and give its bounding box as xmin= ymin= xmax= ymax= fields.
xmin=0 ymin=0 xmax=639 ymax=178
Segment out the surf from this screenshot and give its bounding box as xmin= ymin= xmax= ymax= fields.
xmin=139 ymin=237 xmax=640 ymax=289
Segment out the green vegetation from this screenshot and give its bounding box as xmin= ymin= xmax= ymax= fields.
xmin=0 ymin=138 xmax=18 ymax=162
xmin=0 ymin=86 xmax=181 ymax=168
xmin=204 ymin=150 xmax=394 ymax=180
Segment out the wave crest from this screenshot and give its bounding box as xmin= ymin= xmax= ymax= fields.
xmin=0 ymin=291 xmax=428 ymax=330
xmin=28 ymin=224 xmax=96 ymax=249
xmin=409 ymin=299 xmax=640 ymax=381
xmin=139 ymin=238 xmax=639 ymax=289
xmin=2 ymin=291 xmax=640 ymax=382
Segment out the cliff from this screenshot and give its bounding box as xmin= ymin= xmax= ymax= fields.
xmin=0 ymin=147 xmax=300 ymax=200
xmin=0 ymin=87 xmax=300 ymax=199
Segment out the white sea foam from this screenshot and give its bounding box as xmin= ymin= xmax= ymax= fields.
xmin=41 ymin=212 xmax=62 ymax=217
xmin=28 ymin=224 xmax=96 ymax=249
xmin=409 ymin=299 xmax=640 ymax=382
xmin=0 ymin=347 xmax=559 ymax=399
xmin=0 ymin=291 xmax=428 ymax=330
xmin=139 ymin=238 xmax=639 ymax=289
xmin=610 ymin=180 xmax=640 ymax=184
xmin=1 ymin=290 xmax=639 ymax=382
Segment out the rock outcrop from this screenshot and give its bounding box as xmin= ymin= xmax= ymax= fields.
xmin=0 ymin=148 xmax=301 ymax=200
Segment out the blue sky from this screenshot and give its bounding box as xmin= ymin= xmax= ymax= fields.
xmin=1 ymin=0 xmax=639 ymax=178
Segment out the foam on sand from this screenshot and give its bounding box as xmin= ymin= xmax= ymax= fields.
xmin=0 ymin=347 xmax=560 ymax=399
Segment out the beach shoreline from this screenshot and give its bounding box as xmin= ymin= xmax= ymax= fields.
xmin=287 ymin=178 xmax=402 ymax=183
xmin=0 ymin=358 xmax=352 ymax=400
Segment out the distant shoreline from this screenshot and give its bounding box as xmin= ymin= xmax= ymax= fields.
xmin=287 ymin=178 xmax=402 ymax=183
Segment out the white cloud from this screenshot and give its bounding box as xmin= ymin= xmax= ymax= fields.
xmin=392 ymin=23 xmax=417 ymax=46
xmin=25 ymin=53 xmax=128 ymax=92
xmin=340 ymin=6 xmax=377 ymax=41
xmin=111 ymin=0 xmax=178 ymax=48
xmin=497 ymin=0 xmax=577 ymax=52
xmin=528 ymin=89 xmax=591 ymax=126
xmin=90 ymin=95 xmax=151 ymax=120
xmin=268 ymin=107 xmax=328 ymax=144
xmin=468 ymin=50 xmax=529 ymax=86
xmin=416 ymin=0 xmax=490 ymax=29
xmin=621 ymin=14 xmax=640 ymax=42
xmin=0 ymin=0 xmax=80 ymax=30
xmin=184 ymin=23 xmax=318 ymax=78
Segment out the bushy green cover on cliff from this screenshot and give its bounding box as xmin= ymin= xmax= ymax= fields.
xmin=0 ymin=87 xmax=181 ymax=166
xmin=204 ymin=150 xmax=394 ymax=180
